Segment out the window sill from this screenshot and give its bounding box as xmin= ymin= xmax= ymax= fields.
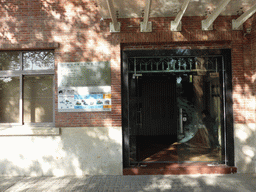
xmin=0 ymin=125 xmax=60 ymax=136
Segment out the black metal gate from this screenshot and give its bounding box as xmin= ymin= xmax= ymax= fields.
xmin=122 ymin=49 xmax=234 ymax=168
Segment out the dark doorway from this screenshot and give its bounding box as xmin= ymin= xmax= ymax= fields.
xmin=131 ymin=75 xmax=177 ymax=162
xmin=140 ymin=75 xmax=177 ymax=136
xmin=122 ymin=49 xmax=234 ymax=168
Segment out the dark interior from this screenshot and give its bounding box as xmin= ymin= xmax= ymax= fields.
xmin=122 ymin=49 xmax=234 ymax=167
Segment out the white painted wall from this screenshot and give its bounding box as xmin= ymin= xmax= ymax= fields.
xmin=1 ymin=124 xmax=255 ymax=175
xmin=234 ymin=123 xmax=256 ymax=173
xmin=0 ymin=127 xmax=122 ymax=176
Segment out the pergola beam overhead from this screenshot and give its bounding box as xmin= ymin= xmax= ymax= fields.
xmin=140 ymin=0 xmax=152 ymax=32
xmin=106 ymin=0 xmax=120 ymax=32
xmin=232 ymin=3 xmax=256 ymax=30
xmin=171 ymin=0 xmax=191 ymax=31
xmin=202 ymin=0 xmax=231 ymax=30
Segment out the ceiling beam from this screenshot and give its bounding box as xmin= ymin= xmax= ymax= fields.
xmin=140 ymin=0 xmax=152 ymax=32
xmin=171 ymin=0 xmax=191 ymax=31
xmin=106 ymin=0 xmax=120 ymax=32
xmin=202 ymin=0 xmax=231 ymax=31
xmin=232 ymin=3 xmax=256 ymax=30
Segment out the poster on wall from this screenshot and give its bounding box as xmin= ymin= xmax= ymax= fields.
xmin=58 ymin=61 xmax=111 ymax=112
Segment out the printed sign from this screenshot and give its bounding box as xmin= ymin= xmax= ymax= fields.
xmin=58 ymin=61 xmax=111 ymax=112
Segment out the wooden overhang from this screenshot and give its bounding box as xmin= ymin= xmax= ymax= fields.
xmin=96 ymin=0 xmax=256 ymax=32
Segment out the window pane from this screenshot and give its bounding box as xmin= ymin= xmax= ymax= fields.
xmin=23 ymin=51 xmax=54 ymax=70
xmin=0 ymin=77 xmax=20 ymax=123
xmin=23 ymin=75 xmax=53 ymax=123
xmin=0 ymin=52 xmax=20 ymax=71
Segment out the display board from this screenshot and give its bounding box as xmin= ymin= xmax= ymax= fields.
xmin=58 ymin=61 xmax=111 ymax=112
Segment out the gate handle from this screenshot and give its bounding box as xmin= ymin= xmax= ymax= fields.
xmin=136 ymin=111 xmax=142 ymax=126
xmin=180 ymin=108 xmax=184 ymax=134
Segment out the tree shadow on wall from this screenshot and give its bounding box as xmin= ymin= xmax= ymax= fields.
xmin=0 ymin=0 xmax=119 ymax=56
xmin=0 ymin=126 xmax=122 ymax=176
xmin=1 ymin=0 xmax=256 ymax=177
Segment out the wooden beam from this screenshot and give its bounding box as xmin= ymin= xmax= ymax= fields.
xmin=171 ymin=0 xmax=191 ymax=31
xmin=232 ymin=3 xmax=256 ymax=30
xmin=106 ymin=0 xmax=120 ymax=32
xmin=140 ymin=0 xmax=152 ymax=32
xmin=202 ymin=0 xmax=231 ymax=31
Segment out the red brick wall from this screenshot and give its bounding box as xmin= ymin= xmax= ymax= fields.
xmin=0 ymin=0 xmax=255 ymax=127
xmin=0 ymin=0 xmax=121 ymax=127
xmin=113 ymin=16 xmax=253 ymax=124
xmin=251 ymin=15 xmax=256 ymax=124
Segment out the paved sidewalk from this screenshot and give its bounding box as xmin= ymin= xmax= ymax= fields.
xmin=0 ymin=174 xmax=255 ymax=192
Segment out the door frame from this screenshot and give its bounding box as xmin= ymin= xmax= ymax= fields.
xmin=121 ymin=49 xmax=234 ymax=168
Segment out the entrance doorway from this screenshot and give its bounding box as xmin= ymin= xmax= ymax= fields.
xmin=122 ymin=49 xmax=234 ymax=168
xmin=132 ymin=75 xmax=177 ymax=161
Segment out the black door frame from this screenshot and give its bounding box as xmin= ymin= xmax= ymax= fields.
xmin=122 ymin=49 xmax=234 ymax=168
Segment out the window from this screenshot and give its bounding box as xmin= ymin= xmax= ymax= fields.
xmin=0 ymin=50 xmax=54 ymax=127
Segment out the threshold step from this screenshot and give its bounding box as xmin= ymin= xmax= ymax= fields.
xmin=123 ymin=163 xmax=237 ymax=175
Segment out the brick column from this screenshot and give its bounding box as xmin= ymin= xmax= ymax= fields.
xmin=251 ymin=15 xmax=256 ymax=124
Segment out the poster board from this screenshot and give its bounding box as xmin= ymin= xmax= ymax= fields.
xmin=58 ymin=61 xmax=111 ymax=112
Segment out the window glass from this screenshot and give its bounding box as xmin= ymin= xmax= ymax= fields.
xmin=0 ymin=50 xmax=54 ymax=125
xmin=0 ymin=77 xmax=20 ymax=123
xmin=0 ymin=52 xmax=20 ymax=71
xmin=23 ymin=75 xmax=53 ymax=123
xmin=23 ymin=51 xmax=54 ymax=70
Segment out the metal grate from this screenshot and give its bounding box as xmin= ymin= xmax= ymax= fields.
xmin=128 ymin=56 xmax=221 ymax=74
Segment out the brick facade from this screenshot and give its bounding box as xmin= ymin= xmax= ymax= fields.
xmin=251 ymin=15 xmax=256 ymax=124
xmin=0 ymin=0 xmax=255 ymax=127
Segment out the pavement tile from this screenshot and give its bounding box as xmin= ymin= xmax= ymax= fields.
xmin=0 ymin=174 xmax=255 ymax=192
